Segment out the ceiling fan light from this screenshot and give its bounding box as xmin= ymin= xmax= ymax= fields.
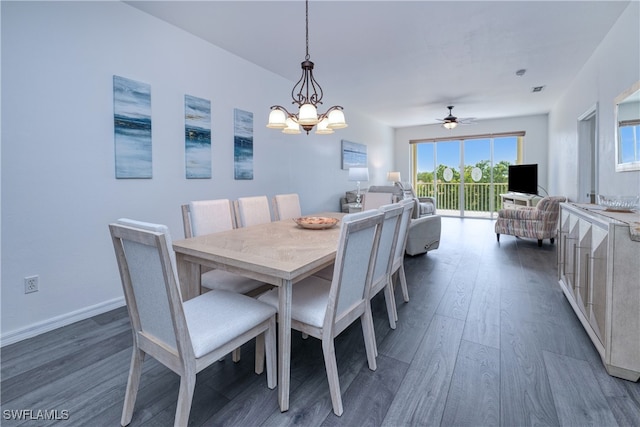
xmin=267 ymin=108 xmax=287 ymax=129
xmin=297 ymin=103 xmax=319 ymax=125
xmin=327 ymin=109 xmax=347 ymax=129
xmin=443 ymin=121 xmax=457 ymax=130
xmin=282 ymin=117 xmax=301 ymax=134
xmin=315 ymin=117 xmax=334 ymax=134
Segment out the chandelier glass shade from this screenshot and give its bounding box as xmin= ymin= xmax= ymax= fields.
xmin=266 ymin=0 xmax=347 ymax=135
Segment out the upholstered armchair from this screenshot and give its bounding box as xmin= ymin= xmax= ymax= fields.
xmin=364 ymin=184 xmax=440 ymax=256
xmin=495 ymin=196 xmax=567 ymax=247
xmin=395 ymin=182 xmax=436 ymax=218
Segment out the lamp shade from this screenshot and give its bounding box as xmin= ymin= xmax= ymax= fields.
xmin=282 ymin=117 xmax=301 ymax=134
xmin=267 ymin=108 xmax=287 ymax=129
xmin=315 ymin=117 xmax=334 ymax=134
xmin=298 ymin=103 xmax=319 ymax=125
xmin=348 ymin=167 xmax=369 ymax=182
xmin=327 ymin=109 xmax=348 ymax=129
xmin=387 ymin=172 xmax=401 ymax=183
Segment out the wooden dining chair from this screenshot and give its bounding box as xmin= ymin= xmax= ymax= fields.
xmin=369 ymin=203 xmax=404 ymax=332
xmin=316 ymin=203 xmax=402 ymax=332
xmin=391 ymin=199 xmax=415 ymax=307
xmin=181 ymin=200 xmax=269 ymax=296
xmin=182 ymin=198 xmax=237 ymax=237
xmin=272 ymin=193 xmax=302 ymax=221
xmin=258 ymin=210 xmax=384 ymax=416
xmin=109 ymin=219 xmax=276 ymax=427
xmin=234 ymin=196 xmax=272 ymax=227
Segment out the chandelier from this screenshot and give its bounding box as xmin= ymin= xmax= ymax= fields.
xmin=266 ymin=0 xmax=347 ymax=135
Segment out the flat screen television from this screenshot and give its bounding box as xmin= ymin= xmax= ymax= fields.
xmin=508 ymin=164 xmax=538 ymax=195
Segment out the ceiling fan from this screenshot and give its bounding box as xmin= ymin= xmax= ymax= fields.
xmin=437 ymin=106 xmax=476 ymax=129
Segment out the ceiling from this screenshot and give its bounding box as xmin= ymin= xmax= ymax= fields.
xmin=125 ymin=1 xmax=629 ymax=128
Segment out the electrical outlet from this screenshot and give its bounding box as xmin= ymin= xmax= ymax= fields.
xmin=24 ymin=275 xmax=39 ymax=294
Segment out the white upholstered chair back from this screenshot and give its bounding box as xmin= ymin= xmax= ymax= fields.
xmin=183 ymin=199 xmax=235 ymax=238
xmin=110 ymin=219 xmax=184 ymax=353
xmin=368 ymin=204 xmax=404 ymax=330
xmin=328 ymin=210 xmax=384 ymax=323
xmin=362 ymin=192 xmax=393 ymax=212
xmin=272 ymin=193 xmax=302 ymax=220
xmin=372 ymin=204 xmax=403 ymax=283
xmin=234 ymin=196 xmax=272 ymax=227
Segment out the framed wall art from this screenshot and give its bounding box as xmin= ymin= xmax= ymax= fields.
xmin=341 ymin=140 xmax=367 ymax=170
xmin=184 ymin=95 xmax=211 ymax=179
xmin=234 ymin=108 xmax=253 ymax=180
xmin=113 ymin=75 xmax=152 ymax=179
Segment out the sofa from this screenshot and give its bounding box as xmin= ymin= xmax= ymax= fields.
xmin=342 ymin=183 xmax=440 ymax=255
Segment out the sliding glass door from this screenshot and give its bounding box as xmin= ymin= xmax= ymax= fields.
xmin=463 ymin=138 xmax=491 ymax=217
xmin=412 ymin=133 xmax=521 ymax=218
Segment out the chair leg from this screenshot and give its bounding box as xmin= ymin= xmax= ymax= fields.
xmin=538 ymin=239 xmax=542 ymax=247
xmin=383 ymin=282 xmax=397 ymax=330
xmin=551 ymin=237 xmax=555 ymax=244
xmin=121 ymin=347 xmax=145 ymax=427
xmin=255 ymin=333 xmax=265 ymax=375
xmin=174 ymin=373 xmax=196 ymax=427
xmin=496 ymin=233 xmax=500 ymax=242
xmin=265 ymin=317 xmax=277 ymax=389
xmin=232 ymin=347 xmax=241 ymax=363
xmin=398 ymin=264 xmax=410 ymax=303
xmin=321 ymin=337 xmax=343 ymax=416
xmin=361 ymin=309 xmax=378 ymax=372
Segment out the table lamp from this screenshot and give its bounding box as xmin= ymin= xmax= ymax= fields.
xmin=348 ymin=167 xmax=369 ymax=207
xmin=387 ymin=172 xmax=401 ymax=183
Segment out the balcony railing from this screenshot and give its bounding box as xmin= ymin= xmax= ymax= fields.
xmin=415 ymin=182 xmax=509 ymax=213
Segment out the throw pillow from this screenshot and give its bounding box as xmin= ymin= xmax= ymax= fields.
xmin=345 ymin=190 xmax=358 ymax=203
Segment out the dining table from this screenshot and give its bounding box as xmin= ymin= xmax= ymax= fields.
xmin=172 ymin=211 xmax=345 ymax=412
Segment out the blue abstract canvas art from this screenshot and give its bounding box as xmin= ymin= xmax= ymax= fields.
xmin=113 ymin=75 xmax=152 ymax=179
xmin=185 ymin=95 xmax=211 ymax=179
xmin=341 ymin=140 xmax=367 ymax=170
xmin=234 ymin=109 xmax=253 ymax=180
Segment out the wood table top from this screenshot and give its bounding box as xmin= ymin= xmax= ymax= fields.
xmin=173 ymin=212 xmax=345 ymax=281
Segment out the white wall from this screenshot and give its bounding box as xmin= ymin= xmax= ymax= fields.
xmin=549 ymin=2 xmax=640 ymax=200
xmin=394 ymin=115 xmax=549 ymax=191
xmin=0 ymin=1 xmax=393 ymax=343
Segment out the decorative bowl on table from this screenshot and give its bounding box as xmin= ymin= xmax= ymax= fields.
xmin=293 ymin=216 xmax=339 ymax=230
xmin=597 ymin=195 xmax=639 ymax=212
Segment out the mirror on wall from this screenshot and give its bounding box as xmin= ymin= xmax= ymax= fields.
xmin=615 ymin=81 xmax=640 ymax=172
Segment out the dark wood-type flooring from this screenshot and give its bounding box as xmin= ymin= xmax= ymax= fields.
xmin=2 ymin=217 xmax=639 ymax=426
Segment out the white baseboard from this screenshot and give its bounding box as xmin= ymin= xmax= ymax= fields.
xmin=0 ymin=297 xmax=126 ymax=347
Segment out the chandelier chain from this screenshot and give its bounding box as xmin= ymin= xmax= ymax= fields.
xmin=305 ymin=0 xmax=310 ymax=61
